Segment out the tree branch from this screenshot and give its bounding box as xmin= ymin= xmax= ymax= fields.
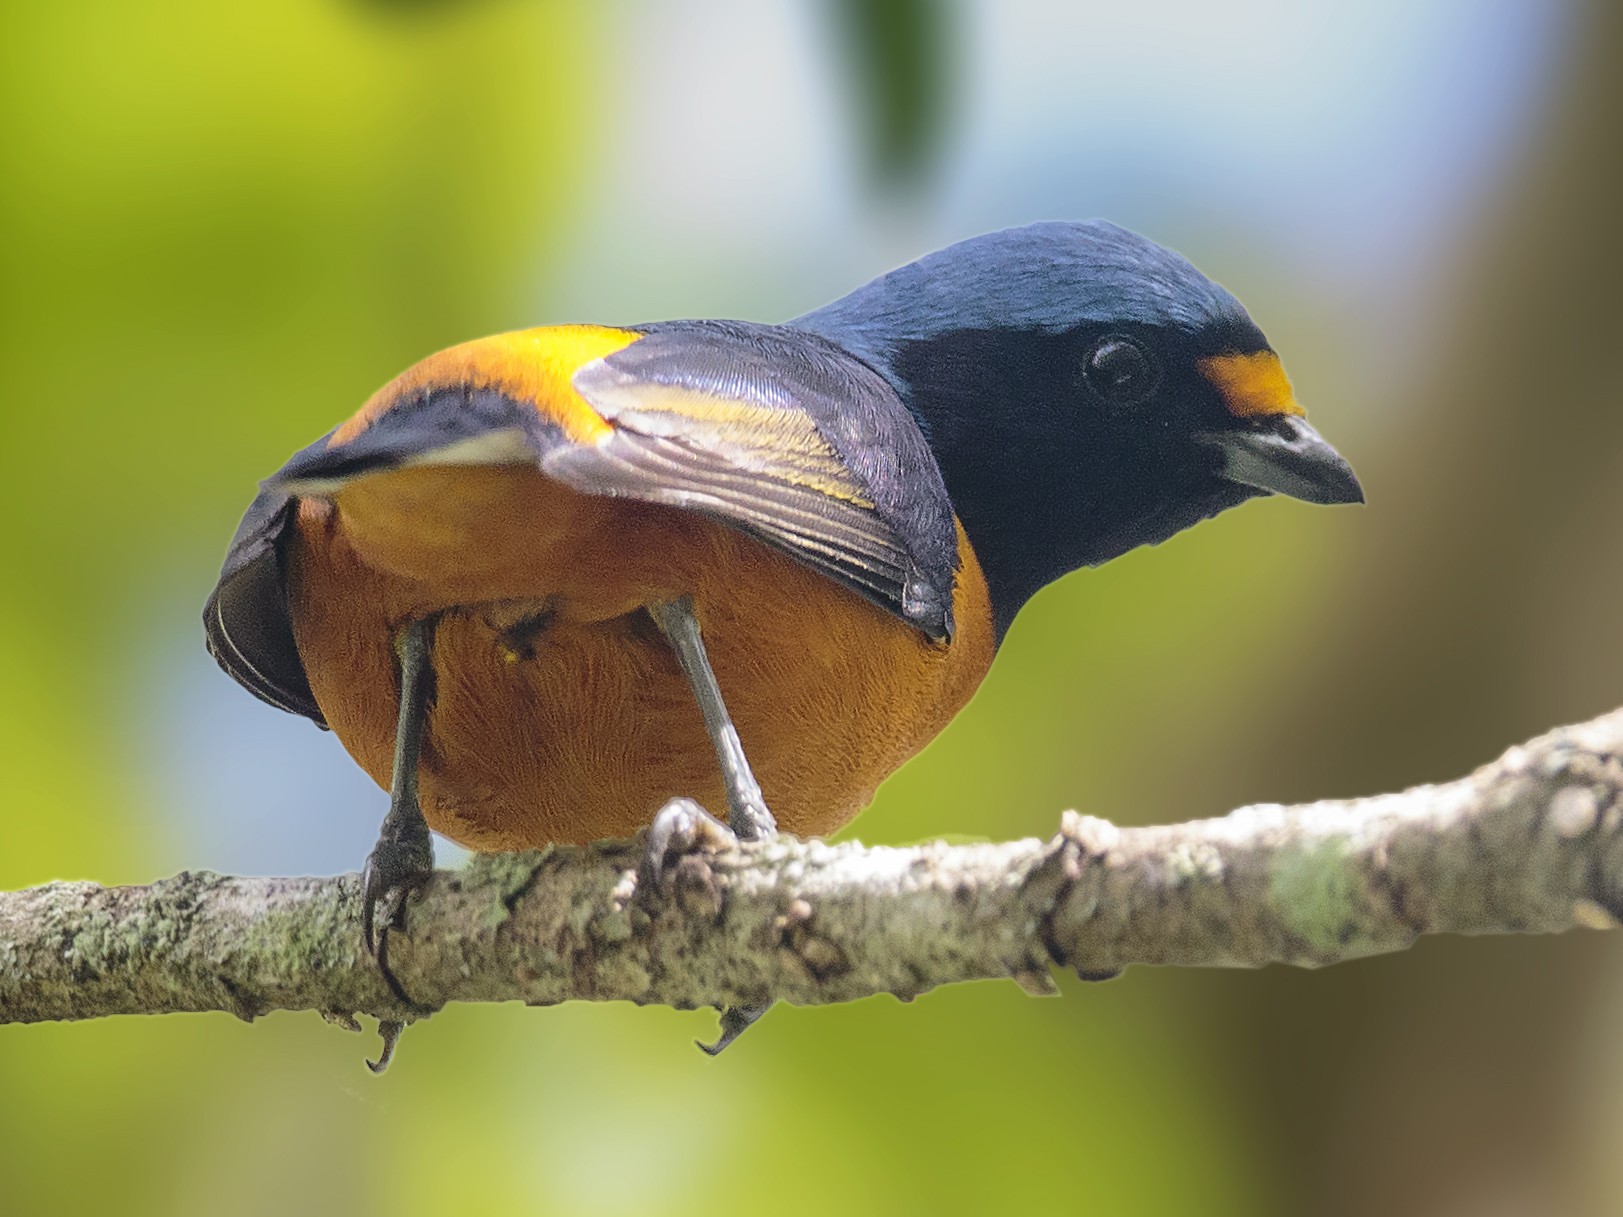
xmin=3 ymin=710 xmax=1621 ymax=1029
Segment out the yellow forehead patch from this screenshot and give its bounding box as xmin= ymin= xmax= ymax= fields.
xmin=332 ymin=324 xmax=640 ymax=448
xmin=1197 ymin=351 xmax=1304 ymax=419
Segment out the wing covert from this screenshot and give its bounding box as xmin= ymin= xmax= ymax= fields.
xmin=566 ymin=321 xmax=958 ymax=640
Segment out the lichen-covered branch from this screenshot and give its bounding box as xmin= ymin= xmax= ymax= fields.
xmin=2 ymin=711 xmax=1621 ymax=1028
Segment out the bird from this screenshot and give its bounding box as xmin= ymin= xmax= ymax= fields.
xmin=205 ymin=220 xmax=1362 ymax=1047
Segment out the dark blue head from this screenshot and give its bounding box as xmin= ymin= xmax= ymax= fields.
xmin=795 ymin=220 xmax=1362 ymax=636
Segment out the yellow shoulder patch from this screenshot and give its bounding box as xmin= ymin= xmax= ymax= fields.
xmin=1197 ymin=350 xmax=1304 ymax=419
xmin=332 ymin=325 xmax=642 ymax=448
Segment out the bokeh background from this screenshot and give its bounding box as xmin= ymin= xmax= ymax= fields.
xmin=3 ymin=1 xmax=1621 ymax=1213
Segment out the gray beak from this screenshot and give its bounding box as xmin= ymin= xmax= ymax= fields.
xmin=1199 ymin=416 xmax=1364 ymax=505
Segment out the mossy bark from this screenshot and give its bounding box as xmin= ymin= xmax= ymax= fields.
xmin=2 ymin=711 xmax=1620 ymax=1027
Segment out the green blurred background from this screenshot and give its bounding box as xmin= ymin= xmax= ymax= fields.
xmin=3 ymin=1 xmax=1622 ymax=1213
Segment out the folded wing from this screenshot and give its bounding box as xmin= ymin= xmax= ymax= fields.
xmin=560 ymin=320 xmax=958 ymax=641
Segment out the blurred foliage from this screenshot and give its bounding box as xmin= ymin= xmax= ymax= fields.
xmin=1 ymin=1 xmax=1621 ymax=1216
xmin=823 ymin=0 xmax=952 ymax=190
xmin=0 ymin=0 xmax=595 ymax=881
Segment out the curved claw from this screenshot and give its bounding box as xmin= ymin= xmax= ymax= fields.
xmin=644 ymin=797 xmax=737 ymax=885
xmin=361 ymin=831 xmax=435 ymax=1011
xmin=361 ymin=834 xmax=435 ymax=958
xmin=366 ymin=1019 xmax=407 ymax=1074
xmin=699 ymin=1004 xmax=770 ymax=1056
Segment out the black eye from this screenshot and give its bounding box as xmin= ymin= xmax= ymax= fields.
xmin=1083 ymin=336 xmax=1160 ymax=406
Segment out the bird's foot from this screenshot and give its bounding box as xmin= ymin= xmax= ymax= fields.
xmin=644 ymin=797 xmax=775 ymax=1057
xmin=644 ymin=797 xmax=739 ymax=884
xmin=362 ymin=829 xmax=435 ymax=953
xmin=726 ymin=793 xmax=776 ymax=844
xmin=361 ymin=819 xmax=434 ymax=1006
xmin=715 ymin=797 xmax=775 ymax=1048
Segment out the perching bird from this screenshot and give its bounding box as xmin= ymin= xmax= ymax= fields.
xmin=205 ymin=221 xmax=1361 ymax=1044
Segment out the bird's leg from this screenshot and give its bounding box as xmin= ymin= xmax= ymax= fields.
xmin=362 ymin=614 xmax=439 ymax=1001
xmin=648 ymin=597 xmax=776 ymax=842
xmin=648 ymin=597 xmax=775 ymax=1054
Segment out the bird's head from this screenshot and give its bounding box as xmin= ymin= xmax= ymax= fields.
xmin=795 ymin=220 xmax=1363 ymax=634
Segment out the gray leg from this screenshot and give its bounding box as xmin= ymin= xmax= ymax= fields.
xmin=648 ymin=597 xmax=775 ymax=1053
xmin=362 ymin=615 xmax=438 ymax=1001
xmin=648 ymin=597 xmax=776 ymax=841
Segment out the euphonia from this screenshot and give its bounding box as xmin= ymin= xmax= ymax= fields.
xmin=206 ymin=220 xmax=1361 ymax=1041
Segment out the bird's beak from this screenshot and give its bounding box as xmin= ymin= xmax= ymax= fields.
xmin=1198 ymin=416 xmax=1364 ymax=505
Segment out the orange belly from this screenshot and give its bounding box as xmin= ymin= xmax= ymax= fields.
xmin=285 ymin=464 xmax=996 ymax=850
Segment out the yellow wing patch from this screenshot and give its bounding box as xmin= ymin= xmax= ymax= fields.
xmin=331 ymin=325 xmax=641 ymax=448
xmin=573 ymin=375 xmax=876 ymax=508
xmin=1197 ymin=350 xmax=1304 ymax=419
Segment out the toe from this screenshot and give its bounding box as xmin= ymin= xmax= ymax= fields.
xmin=698 ymin=1004 xmax=771 ymax=1055
xmin=645 ymin=797 xmax=737 ymax=883
xmin=361 ymin=838 xmax=435 ymax=958
xmin=728 ymin=797 xmax=777 ymax=843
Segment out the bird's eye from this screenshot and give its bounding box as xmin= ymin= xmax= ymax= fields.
xmin=1083 ymin=336 xmax=1160 ymax=406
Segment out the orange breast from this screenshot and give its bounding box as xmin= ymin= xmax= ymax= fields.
xmin=285 ymin=469 xmax=996 ymax=850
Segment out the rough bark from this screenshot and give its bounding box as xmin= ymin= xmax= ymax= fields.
xmin=2 ymin=710 xmax=1619 ymax=1028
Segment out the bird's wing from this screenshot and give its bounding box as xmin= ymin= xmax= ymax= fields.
xmin=557 ymin=321 xmax=958 ymax=640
